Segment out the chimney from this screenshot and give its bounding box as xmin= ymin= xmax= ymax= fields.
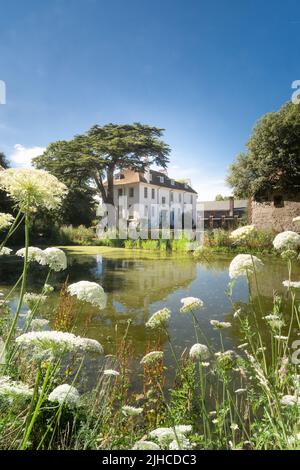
xmin=229 ymin=197 xmax=234 ymax=217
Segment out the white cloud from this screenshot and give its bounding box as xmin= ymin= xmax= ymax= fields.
xmin=9 ymin=144 xmax=46 ymax=168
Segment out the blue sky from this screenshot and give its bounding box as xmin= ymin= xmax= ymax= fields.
xmin=0 ymin=0 xmax=299 ymax=199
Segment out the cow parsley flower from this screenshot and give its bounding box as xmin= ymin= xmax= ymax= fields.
xmin=140 ymin=351 xmax=164 ymax=365
xmin=274 ymin=335 xmax=288 ymax=341
xmin=169 ymin=437 xmax=192 ymax=450
xmin=146 ymin=308 xmax=171 ymax=329
xmin=103 ymin=369 xmax=120 ymax=377
xmin=43 ymin=247 xmax=67 ymax=272
xmin=229 ymin=254 xmax=264 ymax=279
xmin=15 ymin=330 xmax=103 ymax=356
xmin=0 ymin=213 xmax=14 ymax=231
xmin=230 ymin=225 xmax=256 ymax=241
xmin=0 ymin=247 xmax=12 ymax=256
xmin=210 ymin=320 xmax=231 ymax=330
xmin=48 ymin=384 xmax=80 ymax=407
xmin=180 ymin=297 xmax=204 ymax=313
xmin=283 ymin=280 xmax=300 ymax=289
xmin=23 ymin=292 xmax=47 ymax=309
xmin=0 ymin=376 xmax=33 ymax=401
xmin=0 ymin=168 xmax=68 ymax=211
xmin=67 ymin=281 xmax=107 ymax=309
xmin=189 ymin=343 xmax=210 ymax=360
xmin=273 ymin=231 xmax=300 ymax=251
xmin=132 ymin=441 xmax=160 ymax=450
xmin=215 ymin=350 xmax=237 ymax=368
xmin=122 ymin=405 xmax=143 ymax=416
xmin=16 ymin=246 xmax=46 ymax=265
xmin=30 ymin=319 xmax=50 ymax=331
xmin=280 ymin=395 xmax=300 ymax=406
xmin=149 ymin=425 xmax=192 ymax=444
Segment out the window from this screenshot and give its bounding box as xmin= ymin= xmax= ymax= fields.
xmin=160 ymin=176 xmax=164 ymax=183
xmin=118 ymin=188 xmax=123 ymax=197
xmin=144 ymin=205 xmax=148 ymax=217
xmin=179 ymin=194 xmax=182 ymax=203
xmin=171 ymin=179 xmax=175 ymax=185
xmin=162 ymin=196 xmax=166 ymax=204
xmin=129 ymin=187 xmax=134 ymax=197
xmin=151 ymin=205 xmax=155 ymax=216
xmin=152 ymin=188 xmax=155 ymax=199
xmin=190 ymin=195 xmax=193 ymax=204
xmin=144 ymin=187 xmax=148 ymax=198
xmin=274 ymin=195 xmax=284 ymax=208
xmin=170 ymin=192 xmax=174 ymax=202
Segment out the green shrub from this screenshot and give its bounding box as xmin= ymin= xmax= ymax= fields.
xmin=58 ymin=225 xmax=95 ymax=245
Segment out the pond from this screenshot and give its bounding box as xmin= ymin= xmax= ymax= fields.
xmin=0 ymin=247 xmax=299 ymax=381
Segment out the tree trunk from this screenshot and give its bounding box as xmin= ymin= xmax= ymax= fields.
xmin=106 ymin=166 xmax=115 ymax=206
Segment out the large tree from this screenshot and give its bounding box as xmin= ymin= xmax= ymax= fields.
xmin=227 ymin=102 xmax=300 ymax=198
xmin=33 ymin=123 xmax=170 ymax=205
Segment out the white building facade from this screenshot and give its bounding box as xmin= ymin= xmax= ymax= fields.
xmin=100 ymin=168 xmax=198 ymax=230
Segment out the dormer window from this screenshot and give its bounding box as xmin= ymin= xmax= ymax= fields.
xmin=160 ymin=176 xmax=164 ymax=183
xmin=171 ymin=179 xmax=175 ymax=185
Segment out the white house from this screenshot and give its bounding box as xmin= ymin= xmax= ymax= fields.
xmin=100 ymin=168 xmax=198 ymax=229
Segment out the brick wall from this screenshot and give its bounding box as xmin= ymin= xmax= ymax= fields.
xmin=251 ymin=192 xmax=300 ymax=232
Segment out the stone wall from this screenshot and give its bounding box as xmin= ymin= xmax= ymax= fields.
xmin=251 ymin=192 xmax=300 ymax=232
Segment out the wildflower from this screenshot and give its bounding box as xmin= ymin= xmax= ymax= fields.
xmin=0 ymin=212 xmax=14 ymax=231
xmin=235 ymin=388 xmax=247 ymax=395
xmin=43 ymin=283 xmax=54 ymax=294
xmin=169 ymin=437 xmax=193 ymax=450
xmin=273 ymin=231 xmax=300 ymax=251
xmin=30 ymin=319 xmax=50 ymax=331
xmin=0 ymin=247 xmax=12 ymax=256
xmin=230 ymin=423 xmax=239 ymax=431
xmin=180 ymin=297 xmax=203 ymax=313
xmin=146 ymin=308 xmax=171 ymax=329
xmin=67 ymin=281 xmax=107 ymax=309
xmin=283 ymin=280 xmax=300 ymax=289
xmin=48 ymin=384 xmax=80 ymax=407
xmin=215 ymin=350 xmax=237 ymax=369
xmin=281 ymin=250 xmax=298 ymax=261
xmin=132 ymin=441 xmax=160 ymax=450
xmin=122 ymin=405 xmax=143 ymax=416
xmin=16 ymin=246 xmax=46 ymax=265
xmin=0 ymin=376 xmax=33 ymax=401
xmin=229 ymin=254 xmax=264 ymax=279
xmin=210 ymin=320 xmax=231 ymax=330
xmin=149 ymin=426 xmax=192 ymax=444
xmin=0 ymin=168 xmax=67 ymax=211
xmin=201 ymin=362 xmax=210 ymax=367
xmin=15 ymin=330 xmax=103 ymax=356
xmin=189 ymin=343 xmax=210 ymax=360
xmin=23 ymin=292 xmax=47 ymax=310
xmin=230 ymin=225 xmax=256 ymax=241
xmin=103 ymin=369 xmax=120 ymax=377
xmin=274 ymin=335 xmax=288 ymax=341
xmin=280 ymin=395 xmax=300 ymax=406
xmin=140 ymin=351 xmax=163 ymax=365
xmin=43 ymin=248 xmax=67 ymax=271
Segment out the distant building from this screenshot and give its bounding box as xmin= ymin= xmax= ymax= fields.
xmin=99 ymin=168 xmax=198 ymax=229
xmin=197 ymin=198 xmax=248 ymax=229
xmin=250 ymin=189 xmax=300 ymax=232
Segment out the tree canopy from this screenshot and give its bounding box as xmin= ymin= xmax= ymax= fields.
xmin=33 ymin=123 xmax=170 ymax=205
xmin=227 ymin=102 xmax=300 ymax=198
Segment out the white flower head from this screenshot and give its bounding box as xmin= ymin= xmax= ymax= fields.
xmin=169 ymin=436 xmax=192 ymax=450
xmin=67 ymin=281 xmax=107 ymax=309
xmin=146 ymin=308 xmax=171 ymax=329
xmin=16 ymin=330 xmax=103 ymax=356
xmin=210 ymin=320 xmax=231 ymax=330
xmin=43 ymin=248 xmax=67 ymax=271
xmin=122 ymin=405 xmax=143 ymax=417
xmin=273 ymin=231 xmax=300 ymax=251
xmin=48 ymin=384 xmax=80 ymax=407
xmin=230 ymin=225 xmax=256 ymax=242
xmin=180 ymin=297 xmax=204 ymax=313
xmin=0 ymin=168 xmax=68 ymax=211
xmin=283 ymin=280 xmax=300 ymax=289
xmin=0 ymin=247 xmax=12 ymax=256
xmin=103 ymin=369 xmax=120 ymax=377
xmin=132 ymin=441 xmax=160 ymax=450
xmin=280 ymin=395 xmax=300 ymax=406
xmin=189 ymin=343 xmax=210 ymax=360
xmin=23 ymin=292 xmax=47 ymax=310
xmin=0 ymin=376 xmax=33 ymax=401
xmin=229 ymin=254 xmax=264 ymax=279
xmin=150 ymin=425 xmax=192 ymax=444
xmin=0 ymin=213 xmax=14 ymax=231
xmin=140 ymin=351 xmax=163 ymax=365
xmin=16 ymin=246 xmax=46 ymax=265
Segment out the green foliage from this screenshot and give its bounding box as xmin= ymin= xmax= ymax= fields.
xmin=202 ymin=228 xmax=275 ymax=255
xmin=58 ymin=225 xmax=95 ymax=245
xmin=227 ymin=101 xmax=300 ymax=197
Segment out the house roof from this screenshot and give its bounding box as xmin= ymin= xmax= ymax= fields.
xmin=104 ymin=169 xmax=198 ymax=194
xmin=197 ymin=199 xmax=248 ymax=211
